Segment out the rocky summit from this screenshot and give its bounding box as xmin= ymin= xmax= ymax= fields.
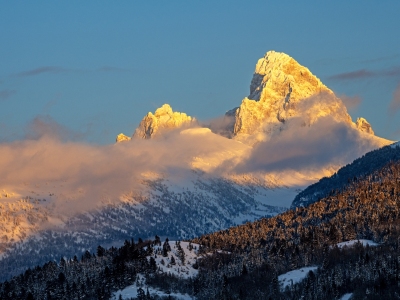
xmin=132 ymin=104 xmax=195 ymax=139
xmin=116 ymin=133 xmax=131 ymax=143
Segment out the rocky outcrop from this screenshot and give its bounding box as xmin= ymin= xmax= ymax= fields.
xmin=133 ymin=104 xmax=195 ymax=139
xmin=116 ymin=133 xmax=131 ymax=143
xmin=356 ymin=117 xmax=374 ymax=135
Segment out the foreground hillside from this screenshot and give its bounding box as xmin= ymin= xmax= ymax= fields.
xmin=192 ymin=161 xmax=400 ymax=299
xmin=2 ymin=154 xmax=400 ymax=299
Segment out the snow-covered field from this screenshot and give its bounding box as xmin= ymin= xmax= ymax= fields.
xmin=278 ymin=266 xmax=318 ymax=290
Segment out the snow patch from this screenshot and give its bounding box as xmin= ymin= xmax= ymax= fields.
xmin=113 ymin=274 xmax=193 ymax=300
xmin=340 ymin=293 xmax=353 ymax=300
xmin=336 ymin=239 xmax=379 ymax=248
xmin=278 ymin=266 xmax=318 ymax=290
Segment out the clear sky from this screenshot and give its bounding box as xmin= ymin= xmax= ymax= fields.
xmin=1 ymin=1 xmax=400 ymax=144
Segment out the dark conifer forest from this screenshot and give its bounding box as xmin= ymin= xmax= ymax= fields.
xmin=2 ymin=151 xmax=400 ymax=299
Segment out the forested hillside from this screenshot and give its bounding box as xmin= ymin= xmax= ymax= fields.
xmin=1 ymin=159 xmax=400 ymax=299
xmin=291 ymin=143 xmax=400 ymax=208
xmin=193 ymin=159 xmax=400 ymax=299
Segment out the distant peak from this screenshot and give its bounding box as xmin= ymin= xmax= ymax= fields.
xmin=116 ymin=133 xmax=131 ymax=143
xmin=356 ymin=117 xmax=374 ymax=135
xmin=133 ymin=104 xmax=195 ymax=139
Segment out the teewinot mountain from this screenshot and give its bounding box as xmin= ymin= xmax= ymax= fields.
xmin=0 ymin=51 xmax=393 ymax=281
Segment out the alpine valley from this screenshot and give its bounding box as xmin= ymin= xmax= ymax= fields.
xmin=0 ymin=51 xmax=398 ymax=299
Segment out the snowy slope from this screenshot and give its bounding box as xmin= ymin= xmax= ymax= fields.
xmin=113 ymin=241 xmax=200 ymax=300
xmin=278 ymin=266 xmax=318 ymax=290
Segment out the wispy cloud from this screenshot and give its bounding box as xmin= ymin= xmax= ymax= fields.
xmin=329 ymin=69 xmax=375 ymax=80
xmin=0 ymin=89 xmax=16 ymax=101
xmin=388 ymin=83 xmax=400 ymax=116
xmin=24 ymin=115 xmax=86 ymax=141
xmin=97 ymin=66 xmax=130 ymax=72
xmin=359 ymin=54 xmax=400 ymax=64
xmin=16 ymin=66 xmax=68 ymax=77
xmin=13 ymin=66 xmax=130 ymax=78
xmin=234 ymin=116 xmax=384 ymax=173
xmin=329 ymin=66 xmax=400 ymax=81
xmin=339 ymin=94 xmax=362 ymax=110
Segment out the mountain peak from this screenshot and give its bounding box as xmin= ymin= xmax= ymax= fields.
xmin=116 ymin=133 xmax=131 ymax=143
xmin=356 ymin=117 xmax=374 ymax=135
xmin=133 ymin=104 xmax=195 ymax=139
xmin=249 ymin=50 xmax=330 ymax=102
xmin=227 ymin=51 xmax=373 ymax=144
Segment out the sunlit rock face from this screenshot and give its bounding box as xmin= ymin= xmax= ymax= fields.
xmin=133 ymin=104 xmax=195 ymax=139
xmin=356 ymin=117 xmax=374 ymax=135
xmin=229 ymin=51 xmax=358 ymax=144
xmin=116 ymin=133 xmax=131 ymax=143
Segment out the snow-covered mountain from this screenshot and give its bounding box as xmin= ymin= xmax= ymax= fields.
xmin=0 ymin=50 xmax=394 ymax=281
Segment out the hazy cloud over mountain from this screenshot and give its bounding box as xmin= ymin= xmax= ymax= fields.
xmin=234 ymin=116 xmax=384 ymax=174
xmin=339 ymin=94 xmax=362 ymax=110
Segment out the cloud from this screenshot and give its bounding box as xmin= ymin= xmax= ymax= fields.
xmin=329 ymin=66 xmax=400 ymax=81
xmin=97 ymin=66 xmax=130 ymax=72
xmin=0 ymin=89 xmax=16 ymax=101
xmin=234 ymin=116 xmax=383 ymax=174
xmin=329 ymin=69 xmax=375 ymax=80
xmin=13 ymin=66 xmax=131 ymax=78
xmin=16 ymin=66 xmax=68 ymax=77
xmin=0 ymin=103 xmax=386 ymax=218
xmin=339 ymin=94 xmax=362 ymax=110
xmin=359 ymin=54 xmax=400 ymax=64
xmin=0 ymin=118 xmax=248 ymax=215
xmin=388 ymin=83 xmax=400 ymax=116
xmin=24 ymin=115 xmax=86 ymax=141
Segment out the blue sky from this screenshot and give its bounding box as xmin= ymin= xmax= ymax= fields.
xmin=1 ymin=1 xmax=400 ymax=144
